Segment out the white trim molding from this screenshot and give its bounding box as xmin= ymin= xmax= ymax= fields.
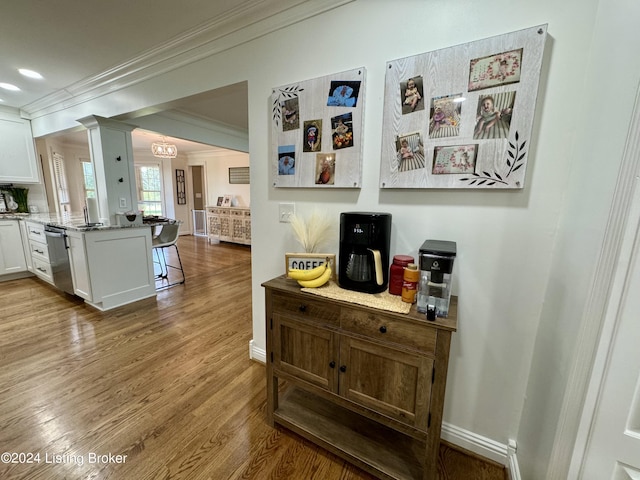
xmin=441 ymin=422 xmax=509 ymax=465
xmin=508 ymin=439 xmax=522 ymax=480
xmin=250 ymin=340 xmax=267 ymax=364
xmin=21 ymin=0 xmax=354 ymax=120
xmin=549 ymin=81 xmax=640 ymax=479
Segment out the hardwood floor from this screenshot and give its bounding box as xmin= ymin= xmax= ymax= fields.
xmin=0 ymin=235 xmax=506 ymax=480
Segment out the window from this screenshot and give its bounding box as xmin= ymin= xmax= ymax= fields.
xmin=135 ymin=164 xmax=163 ymax=216
xmin=81 ymin=158 xmax=96 ymax=198
xmin=52 ymin=151 xmax=71 ymax=219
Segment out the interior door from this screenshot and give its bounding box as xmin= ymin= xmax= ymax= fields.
xmin=580 ymin=221 xmax=640 ymax=478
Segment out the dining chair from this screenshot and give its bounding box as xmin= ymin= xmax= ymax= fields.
xmin=152 ymin=222 xmax=185 ymax=289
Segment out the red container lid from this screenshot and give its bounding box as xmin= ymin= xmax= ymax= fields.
xmin=392 ymin=255 xmax=414 ymax=266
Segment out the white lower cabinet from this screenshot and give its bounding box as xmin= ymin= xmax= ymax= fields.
xmin=24 ymin=221 xmax=53 ymax=284
xmin=0 ymin=220 xmax=27 ymax=275
xmin=66 ymin=227 xmax=156 ymax=311
xmin=66 ymin=230 xmax=92 ymax=301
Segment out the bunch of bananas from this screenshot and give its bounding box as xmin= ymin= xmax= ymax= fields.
xmin=288 ymin=262 xmax=332 ymax=288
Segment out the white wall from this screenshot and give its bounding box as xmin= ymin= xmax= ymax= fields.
xmin=188 ymin=150 xmax=250 ymax=207
xmin=26 ymin=0 xmax=640 ymax=477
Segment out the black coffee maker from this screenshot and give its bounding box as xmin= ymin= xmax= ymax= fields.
xmin=339 ymin=212 xmax=392 ymax=294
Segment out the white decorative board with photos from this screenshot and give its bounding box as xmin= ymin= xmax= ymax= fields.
xmin=271 ymin=67 xmax=365 ymax=188
xmin=380 ymin=24 xmax=547 ymax=189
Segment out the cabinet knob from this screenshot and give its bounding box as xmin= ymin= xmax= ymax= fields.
xmin=116 ymin=156 xmax=122 ymax=161
xmin=298 ymin=304 xmax=307 ymax=312
xmin=339 ymin=365 xmax=347 ymax=373
xmin=118 ymin=177 xmax=124 ymax=183
xmin=379 ymin=326 xmax=387 ymax=333
xmin=329 ymin=361 xmax=336 ymax=369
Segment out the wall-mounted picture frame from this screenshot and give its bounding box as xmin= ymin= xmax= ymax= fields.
xmin=176 ymin=169 xmax=186 ymax=204
xmin=271 ymin=67 xmax=366 ymax=188
xmin=380 ymin=24 xmax=547 ymax=189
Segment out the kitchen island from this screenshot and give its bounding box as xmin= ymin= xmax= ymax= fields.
xmin=3 ymin=213 xmax=160 ymax=311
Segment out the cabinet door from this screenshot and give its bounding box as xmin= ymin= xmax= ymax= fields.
xmin=339 ymin=336 xmax=433 ymax=431
xmin=66 ymin=231 xmax=93 ymax=301
xmin=0 ymin=116 xmax=39 ymax=183
xmin=273 ymin=315 xmax=339 ymax=392
xmin=0 ymin=220 xmax=27 ymax=274
xmin=219 ymin=211 xmax=231 ymax=241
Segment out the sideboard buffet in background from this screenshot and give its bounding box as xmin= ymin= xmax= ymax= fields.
xmin=206 ymin=206 xmax=251 ymax=245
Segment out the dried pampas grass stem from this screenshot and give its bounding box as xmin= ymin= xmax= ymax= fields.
xmin=290 ymin=211 xmax=334 ymax=253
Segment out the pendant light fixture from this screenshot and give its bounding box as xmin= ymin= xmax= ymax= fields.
xmin=151 ymin=137 xmax=178 ymax=158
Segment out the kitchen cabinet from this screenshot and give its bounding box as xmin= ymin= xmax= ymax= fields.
xmin=263 ymin=276 xmax=457 ymax=480
xmin=66 ymin=226 xmax=156 ymax=310
xmin=0 ymin=112 xmax=40 ymax=184
xmin=206 ymin=206 xmax=251 ymax=245
xmin=0 ymin=220 xmax=28 ymax=275
xmin=25 ymin=221 xmax=54 ymax=285
xmin=66 ymin=230 xmax=92 ymax=301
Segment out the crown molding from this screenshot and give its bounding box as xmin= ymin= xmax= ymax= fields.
xmin=22 ymin=0 xmax=354 ymax=119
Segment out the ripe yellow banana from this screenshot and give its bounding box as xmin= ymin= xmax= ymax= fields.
xmin=288 ymin=262 xmax=327 ymax=281
xmin=298 ymin=266 xmax=332 ymax=288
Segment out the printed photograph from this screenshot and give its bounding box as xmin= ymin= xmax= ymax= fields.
xmin=432 ymin=144 xmax=478 ymax=174
xmin=400 ymin=76 xmax=425 ymax=114
xmin=326 ymin=81 xmax=361 ymax=107
xmin=331 ymin=113 xmax=354 ymax=150
xmin=395 ymin=132 xmax=425 ymax=173
xmin=468 ymin=48 xmax=523 ymax=92
xmin=303 ymin=120 xmax=322 ymax=152
xmin=473 ymin=91 xmax=516 ymax=139
xmin=278 ymin=145 xmax=296 ymax=175
xmin=315 ymin=154 xmax=335 ymax=185
xmin=429 ymin=93 xmax=464 ymax=138
xmin=281 ymin=97 xmax=299 ymax=132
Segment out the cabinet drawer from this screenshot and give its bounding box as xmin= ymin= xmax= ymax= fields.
xmin=271 ymin=291 xmax=340 ymax=327
xmin=340 ymin=307 xmax=437 ymax=355
xmin=26 ymin=222 xmax=46 ymax=244
xmin=32 ymin=258 xmax=53 ymax=284
xmin=29 ymin=240 xmax=49 ymax=262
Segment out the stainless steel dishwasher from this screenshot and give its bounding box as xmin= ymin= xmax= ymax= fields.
xmin=44 ymin=225 xmax=75 ymax=295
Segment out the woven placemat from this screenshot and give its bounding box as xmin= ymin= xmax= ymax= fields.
xmin=301 ymin=281 xmax=411 ymax=314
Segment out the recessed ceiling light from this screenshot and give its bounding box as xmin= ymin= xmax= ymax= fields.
xmin=18 ymin=68 xmax=43 ymax=79
xmin=0 ymin=83 xmax=20 ymax=91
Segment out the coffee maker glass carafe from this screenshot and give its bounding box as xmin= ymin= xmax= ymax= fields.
xmin=339 ymin=212 xmax=391 ymax=294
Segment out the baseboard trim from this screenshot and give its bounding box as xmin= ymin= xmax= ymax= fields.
xmin=249 ymin=340 xmax=267 ymax=364
xmin=441 ymin=422 xmax=508 ymax=465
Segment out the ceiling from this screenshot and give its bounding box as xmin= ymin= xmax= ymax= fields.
xmin=0 ymin=0 xmax=321 ymax=154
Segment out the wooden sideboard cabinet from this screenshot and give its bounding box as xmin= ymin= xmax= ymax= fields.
xmin=263 ymin=276 xmax=457 ymax=480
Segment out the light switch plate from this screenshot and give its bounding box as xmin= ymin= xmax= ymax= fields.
xmin=279 ymin=203 xmax=295 ymax=223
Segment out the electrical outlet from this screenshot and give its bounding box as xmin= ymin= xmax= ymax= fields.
xmin=119 ymin=198 xmax=127 ymax=208
xmin=279 ymin=203 xmax=295 ymax=223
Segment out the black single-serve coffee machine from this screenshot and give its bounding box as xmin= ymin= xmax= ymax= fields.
xmin=339 ymin=212 xmax=391 ymax=294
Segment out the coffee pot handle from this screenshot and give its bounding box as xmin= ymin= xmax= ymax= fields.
xmin=368 ymin=249 xmax=383 ymax=286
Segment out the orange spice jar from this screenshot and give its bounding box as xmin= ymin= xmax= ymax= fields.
xmin=401 ymin=263 xmax=419 ymax=303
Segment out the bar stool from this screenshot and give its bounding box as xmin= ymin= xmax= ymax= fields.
xmin=152 ymin=222 xmax=185 ymax=289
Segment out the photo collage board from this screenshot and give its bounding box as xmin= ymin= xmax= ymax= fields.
xmin=271 ymin=68 xmax=365 ymax=188
xmin=380 ymin=24 xmax=547 ymax=189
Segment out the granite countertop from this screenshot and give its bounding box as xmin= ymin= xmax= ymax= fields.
xmin=0 ymin=212 xmax=168 ymax=231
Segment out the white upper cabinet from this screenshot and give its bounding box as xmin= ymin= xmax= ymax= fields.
xmin=0 ymin=110 xmax=40 ymax=184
